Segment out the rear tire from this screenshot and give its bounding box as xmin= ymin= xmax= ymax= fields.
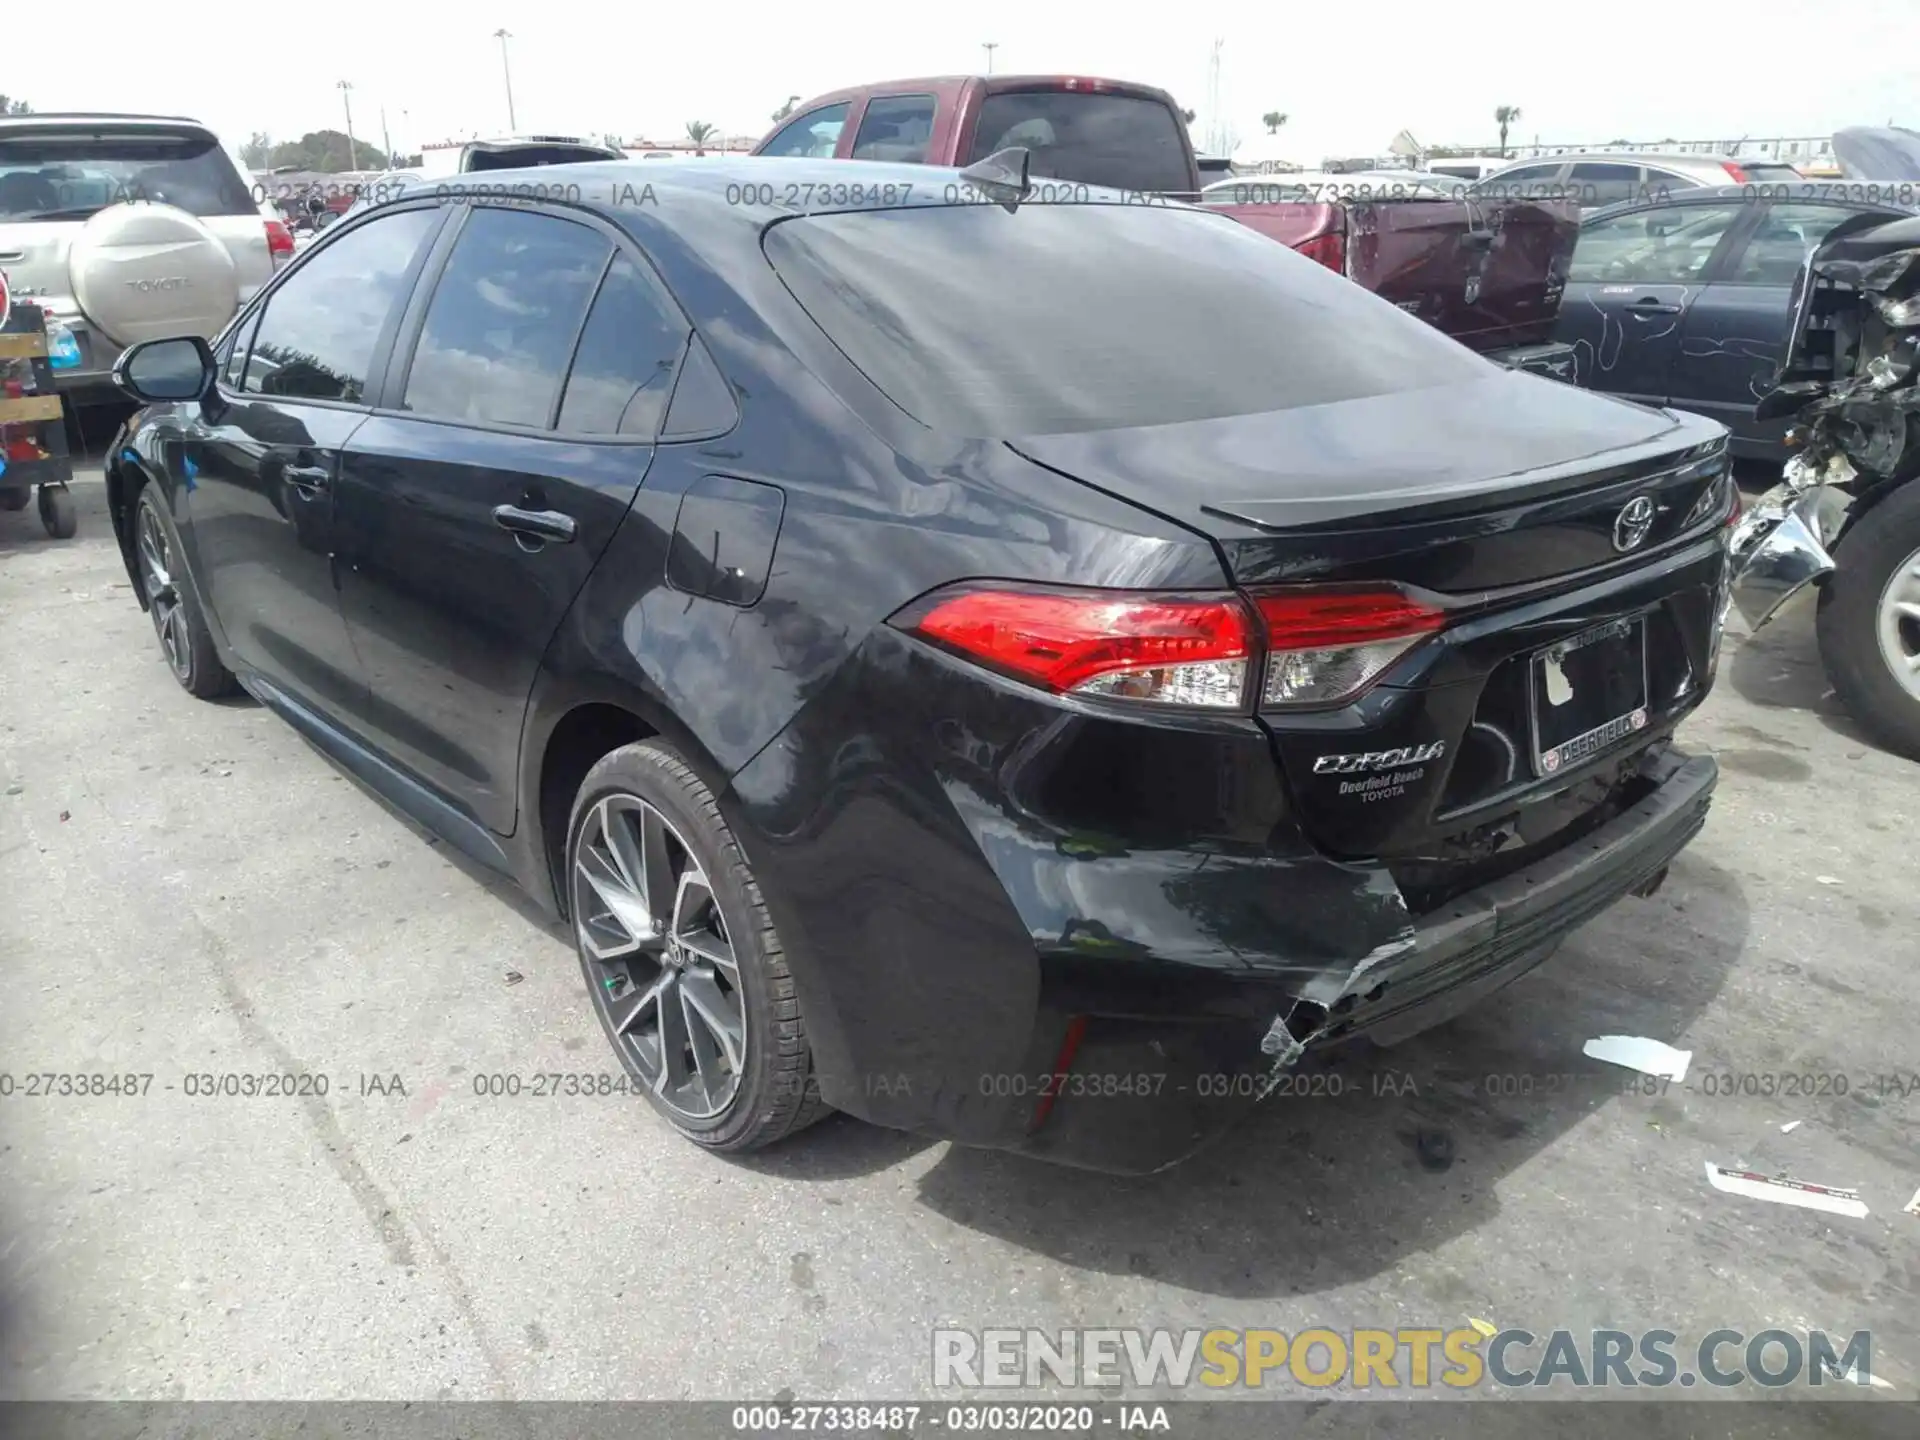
xmin=0 ymin=488 xmax=28 ymax=512
xmin=134 ymin=487 xmax=236 ymax=699
xmin=1817 ymin=482 xmax=1920 ymax=761
xmin=566 ymin=740 xmax=829 ymax=1152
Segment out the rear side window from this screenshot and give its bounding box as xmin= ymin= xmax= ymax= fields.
xmin=760 ymin=105 xmax=850 ymax=159
xmin=0 ymin=130 xmax=256 ymax=220
xmin=765 ymin=203 xmax=1489 ymax=437
xmin=556 ymin=254 xmax=690 ymax=436
xmin=966 ymin=92 xmax=1189 ymax=195
xmin=851 ymin=95 xmax=937 ymax=163
xmin=244 ymin=207 xmax=439 ymax=402
xmin=402 ymin=207 xmax=611 ymax=429
xmin=1727 ymin=203 xmax=1862 ymax=285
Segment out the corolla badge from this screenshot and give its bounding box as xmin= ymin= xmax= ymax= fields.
xmin=1313 ymin=742 xmax=1446 ymax=775
xmin=1613 ymin=495 xmax=1657 ymax=553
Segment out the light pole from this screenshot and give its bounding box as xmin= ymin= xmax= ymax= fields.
xmin=493 ymin=28 xmax=518 ymax=132
xmin=982 ymin=42 xmax=998 ymax=74
xmin=336 ymin=81 xmax=358 ymax=170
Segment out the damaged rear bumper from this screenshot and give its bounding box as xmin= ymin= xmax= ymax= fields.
xmin=1002 ymin=749 xmax=1716 ymax=1172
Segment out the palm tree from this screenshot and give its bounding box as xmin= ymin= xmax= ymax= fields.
xmin=685 ymin=120 xmax=717 ymax=155
xmin=1494 ymin=105 xmax=1522 ymax=157
xmin=1261 ymin=111 xmax=1287 ymax=135
xmin=771 ymin=95 xmax=801 ymax=124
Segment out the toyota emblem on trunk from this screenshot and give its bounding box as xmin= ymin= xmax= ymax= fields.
xmin=1613 ymin=495 xmax=1656 ymax=552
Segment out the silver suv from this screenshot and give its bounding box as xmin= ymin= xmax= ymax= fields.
xmin=0 ymin=113 xmax=291 ymax=405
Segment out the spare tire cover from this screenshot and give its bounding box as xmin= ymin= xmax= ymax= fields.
xmin=69 ymin=202 xmax=240 ymax=348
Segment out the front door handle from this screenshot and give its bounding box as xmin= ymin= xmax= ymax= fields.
xmin=1628 ymin=298 xmax=1683 ymax=317
xmin=283 ymin=463 xmax=332 ymax=496
xmin=492 ymin=504 xmax=577 ymax=545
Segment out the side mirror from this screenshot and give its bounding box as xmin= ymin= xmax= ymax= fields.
xmin=112 ymin=336 xmax=215 ymax=403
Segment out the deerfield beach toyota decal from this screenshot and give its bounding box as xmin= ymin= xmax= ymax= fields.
xmin=1314 ymin=742 xmax=1447 ymax=804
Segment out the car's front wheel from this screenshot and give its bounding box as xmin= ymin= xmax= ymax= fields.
xmin=1818 ymin=481 xmax=1920 ymax=760
xmin=134 ymin=486 xmax=235 ymax=699
xmin=566 ymin=741 xmax=828 ymax=1151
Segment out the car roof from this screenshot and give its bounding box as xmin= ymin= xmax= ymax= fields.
xmin=1488 ymin=151 xmax=1771 ymax=172
xmin=0 ymin=112 xmax=211 ymax=130
xmin=781 ymin=74 xmax=1177 ymax=114
xmin=1582 ymin=181 xmax=1920 ymax=222
xmin=376 ymin=155 xmax=1182 ymax=226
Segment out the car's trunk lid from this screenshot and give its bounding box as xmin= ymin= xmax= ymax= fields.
xmin=1009 ymin=367 xmax=1720 ymax=591
xmin=1013 ymin=371 xmax=1730 ymax=884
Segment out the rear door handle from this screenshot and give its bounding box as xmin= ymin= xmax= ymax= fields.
xmin=492 ymin=504 xmax=577 ymax=545
xmin=1628 ymin=298 xmax=1683 ymax=317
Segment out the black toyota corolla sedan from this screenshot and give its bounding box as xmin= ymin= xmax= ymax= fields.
xmin=104 ymin=158 xmax=1733 ymax=1173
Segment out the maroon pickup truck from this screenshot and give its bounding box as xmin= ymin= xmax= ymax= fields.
xmin=753 ymin=74 xmax=1580 ymax=376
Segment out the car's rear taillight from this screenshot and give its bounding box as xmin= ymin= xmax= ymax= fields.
xmin=1253 ymin=587 xmax=1446 ymax=707
xmin=1720 ymin=161 xmax=1751 ymax=183
xmin=265 ymin=219 xmax=295 ymax=266
xmin=901 ymin=585 xmax=1256 ymax=709
xmin=1294 ymin=231 xmax=1346 ymax=274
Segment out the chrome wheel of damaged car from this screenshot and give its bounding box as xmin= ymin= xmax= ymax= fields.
xmin=138 ymin=503 xmax=192 ymax=681
xmin=1874 ymin=544 xmax=1920 ymax=702
xmin=573 ymin=793 xmax=747 ymax=1120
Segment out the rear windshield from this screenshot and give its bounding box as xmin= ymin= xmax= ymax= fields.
xmin=764 ymin=203 xmax=1489 ymax=437
xmin=0 ymin=130 xmax=256 ymax=221
xmin=464 ymin=144 xmax=619 ymax=172
xmin=966 ymin=91 xmax=1191 ymax=195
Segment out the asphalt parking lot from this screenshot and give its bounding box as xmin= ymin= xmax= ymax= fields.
xmin=1 ymin=469 xmax=1916 ymax=1407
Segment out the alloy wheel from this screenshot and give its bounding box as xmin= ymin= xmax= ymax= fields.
xmin=137 ymin=505 xmax=192 ymax=681
xmin=572 ymin=794 xmax=747 ymax=1121
xmin=1874 ymin=543 xmax=1920 ymax=704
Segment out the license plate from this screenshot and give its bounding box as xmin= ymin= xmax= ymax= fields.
xmin=1529 ymin=617 xmax=1649 ymax=777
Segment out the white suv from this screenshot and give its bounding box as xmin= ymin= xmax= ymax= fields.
xmin=0 ymin=113 xmax=293 ymax=406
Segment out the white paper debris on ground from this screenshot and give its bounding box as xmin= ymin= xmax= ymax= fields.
xmin=1816 ymin=875 xmax=1842 ymax=886
xmin=1780 ymin=1120 xmax=1803 ymax=1134
xmin=1905 ymin=1187 xmax=1920 ymax=1217
xmin=1583 ymin=1034 xmax=1692 ymax=1082
xmin=1705 ymin=1163 xmax=1870 ymax=1218
xmin=1838 ymin=1360 xmax=1896 ymax=1391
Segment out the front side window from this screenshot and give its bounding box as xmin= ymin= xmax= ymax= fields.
xmin=759 ymin=105 xmax=851 ymax=159
xmin=221 ymin=307 xmax=262 ymax=390
xmin=555 ymin=254 xmax=690 ymax=437
xmin=1570 ymin=203 xmax=1745 ymax=285
xmin=851 ymin=96 xmax=937 ymax=163
xmin=1567 ymin=162 xmax=1643 ymax=209
xmin=765 ymin=202 xmax=1488 ymax=437
xmin=401 ymin=207 xmax=611 ymax=429
xmin=243 ymin=207 xmax=439 ymax=402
